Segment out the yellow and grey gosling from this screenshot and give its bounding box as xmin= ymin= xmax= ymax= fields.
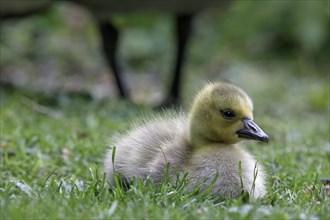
xmin=104 ymin=81 xmax=269 ymax=199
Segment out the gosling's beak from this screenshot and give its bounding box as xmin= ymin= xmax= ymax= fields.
xmin=237 ymin=119 xmax=269 ymax=143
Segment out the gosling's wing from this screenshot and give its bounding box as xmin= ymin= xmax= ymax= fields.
xmin=105 ymin=110 xmax=187 ymax=182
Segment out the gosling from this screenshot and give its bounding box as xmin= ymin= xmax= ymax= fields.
xmin=104 ymin=81 xmax=269 ymax=199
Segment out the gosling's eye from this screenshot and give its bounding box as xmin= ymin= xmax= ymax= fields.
xmin=221 ymin=110 xmax=236 ymax=120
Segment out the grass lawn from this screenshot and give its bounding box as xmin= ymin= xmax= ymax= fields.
xmin=1 ymin=68 xmax=329 ymax=219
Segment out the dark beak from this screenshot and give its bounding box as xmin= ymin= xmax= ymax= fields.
xmin=236 ymin=119 xmax=269 ymax=143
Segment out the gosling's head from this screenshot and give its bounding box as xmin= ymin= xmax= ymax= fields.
xmin=188 ymin=81 xmax=269 ymax=147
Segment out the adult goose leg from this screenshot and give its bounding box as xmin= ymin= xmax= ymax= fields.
xmin=99 ymin=21 xmax=129 ymax=99
xmin=162 ymin=14 xmax=193 ymax=107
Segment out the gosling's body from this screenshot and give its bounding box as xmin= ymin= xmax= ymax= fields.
xmin=105 ymin=112 xmax=189 ymax=184
xmin=104 ymin=82 xmax=268 ymax=199
xmin=183 ymin=145 xmax=265 ymax=198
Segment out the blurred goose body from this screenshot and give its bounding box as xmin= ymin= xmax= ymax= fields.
xmin=1 ymin=0 xmax=229 ymax=106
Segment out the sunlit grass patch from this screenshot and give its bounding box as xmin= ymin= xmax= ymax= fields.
xmin=1 ymin=79 xmax=329 ymax=219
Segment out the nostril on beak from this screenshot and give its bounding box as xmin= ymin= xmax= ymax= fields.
xmin=250 ymin=124 xmax=257 ymax=132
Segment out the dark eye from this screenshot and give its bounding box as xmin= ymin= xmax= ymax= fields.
xmin=221 ymin=110 xmax=236 ymax=120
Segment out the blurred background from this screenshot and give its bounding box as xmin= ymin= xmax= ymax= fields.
xmin=1 ymin=3 xmax=329 ymax=212
xmin=0 ymin=0 xmax=329 ymax=106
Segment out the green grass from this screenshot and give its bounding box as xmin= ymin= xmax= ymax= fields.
xmin=1 ymin=71 xmax=329 ymax=219
xmin=0 ymin=1 xmax=329 ymax=218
